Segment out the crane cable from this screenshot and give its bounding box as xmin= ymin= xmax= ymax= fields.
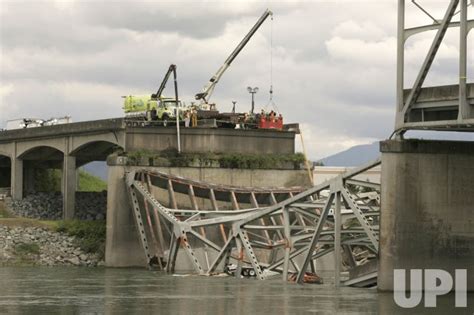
xmin=269 ymin=13 xmax=273 ymax=104
xmin=266 ymin=14 xmax=280 ymax=114
xmin=300 ymin=129 xmax=314 ymax=185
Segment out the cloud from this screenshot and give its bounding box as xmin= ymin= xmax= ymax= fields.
xmin=0 ymin=83 xmax=15 ymax=120
xmin=0 ymin=80 xmax=126 ymax=122
xmin=0 ymin=2 xmax=125 ymax=54
xmin=331 ymin=20 xmax=388 ymax=41
xmin=0 ymin=1 xmax=471 ymax=159
xmin=78 ymin=1 xmax=301 ymax=39
xmin=326 ymin=36 xmax=396 ymax=66
xmin=296 ymin=123 xmax=379 ymax=160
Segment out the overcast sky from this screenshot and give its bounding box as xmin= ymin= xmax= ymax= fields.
xmin=0 ymin=1 xmax=472 ymax=159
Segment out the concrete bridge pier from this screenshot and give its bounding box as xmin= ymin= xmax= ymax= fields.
xmin=11 ymin=158 xmax=23 ymax=200
xmin=62 ymin=155 xmax=76 ymax=220
xmin=378 ymin=139 xmax=474 ymax=291
xmin=8 ymin=154 xmax=77 ymax=219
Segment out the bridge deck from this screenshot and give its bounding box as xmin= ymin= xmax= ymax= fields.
xmin=399 ymin=84 xmax=474 ymax=132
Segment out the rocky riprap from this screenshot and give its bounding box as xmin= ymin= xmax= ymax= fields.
xmin=0 ymin=225 xmax=103 ymax=267
xmin=6 ymin=191 xmax=107 ymax=220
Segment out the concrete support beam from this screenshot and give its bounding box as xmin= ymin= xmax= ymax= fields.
xmin=11 ymin=158 xmax=23 ymax=200
xmin=379 ymin=139 xmax=474 ymax=291
xmin=62 ymin=155 xmax=76 ymax=220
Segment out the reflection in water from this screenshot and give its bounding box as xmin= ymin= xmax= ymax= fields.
xmin=0 ymin=267 xmax=471 ymax=314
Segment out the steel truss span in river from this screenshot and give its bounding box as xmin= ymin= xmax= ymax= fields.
xmin=125 ymin=159 xmax=381 ymax=287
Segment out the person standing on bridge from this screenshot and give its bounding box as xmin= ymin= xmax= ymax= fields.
xmin=191 ymin=107 xmax=198 ymax=127
xmin=184 ymin=110 xmax=190 ymax=128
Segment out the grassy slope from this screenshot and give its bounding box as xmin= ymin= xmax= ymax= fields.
xmin=78 ymin=170 xmax=107 ymax=192
xmin=33 ymin=169 xmax=107 ymax=192
xmin=0 ymin=200 xmax=12 ymax=218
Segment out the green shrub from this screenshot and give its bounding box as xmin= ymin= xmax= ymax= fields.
xmin=160 ymin=147 xmax=179 ymax=158
xmin=56 ymin=220 xmax=106 ymax=259
xmin=14 ymin=242 xmax=40 ymax=256
xmin=124 ymin=150 xmax=307 ymax=170
xmin=0 ymin=201 xmax=13 ymax=218
xmin=34 ymin=169 xmax=62 ymax=192
xmin=217 ymin=152 xmax=305 ymax=169
xmin=126 ymin=149 xmax=154 ymax=165
xmin=33 ymin=169 xmax=106 ymax=192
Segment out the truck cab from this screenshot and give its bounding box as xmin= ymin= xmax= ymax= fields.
xmin=157 ymin=98 xmax=183 ymax=123
xmin=123 ymin=95 xmax=184 ymax=124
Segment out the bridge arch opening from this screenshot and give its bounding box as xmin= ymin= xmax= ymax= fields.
xmin=71 ymin=140 xmax=123 ymax=192
xmin=19 ymin=145 xmax=64 ymax=163
xmin=71 ymin=140 xmax=123 ymax=165
xmin=0 ymin=154 xmax=11 ymax=191
xmin=18 ymin=146 xmax=64 ymax=194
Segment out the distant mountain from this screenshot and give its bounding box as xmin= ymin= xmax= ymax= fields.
xmin=317 ymin=142 xmax=381 ymax=167
xmin=81 ymin=161 xmax=108 ymax=180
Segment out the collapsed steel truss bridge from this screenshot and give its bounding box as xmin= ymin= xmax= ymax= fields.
xmin=125 ymin=160 xmax=381 ymax=286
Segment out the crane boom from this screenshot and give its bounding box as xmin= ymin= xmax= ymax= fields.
xmin=195 ymin=9 xmax=273 ymax=102
xmin=152 ymin=64 xmax=177 ymax=99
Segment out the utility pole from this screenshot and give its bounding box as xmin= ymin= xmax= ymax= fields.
xmin=247 ymin=87 xmax=258 ymax=114
xmin=172 ymin=65 xmax=181 ymax=153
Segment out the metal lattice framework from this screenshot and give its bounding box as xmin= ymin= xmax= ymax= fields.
xmin=124 ymin=159 xmax=381 ymax=287
xmin=395 ymin=0 xmax=474 ymax=133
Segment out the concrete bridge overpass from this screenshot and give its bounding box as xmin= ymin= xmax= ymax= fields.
xmin=0 ymin=118 xmax=295 ymax=219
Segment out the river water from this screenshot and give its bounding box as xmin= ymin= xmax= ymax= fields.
xmin=0 ymin=267 xmax=471 ymax=314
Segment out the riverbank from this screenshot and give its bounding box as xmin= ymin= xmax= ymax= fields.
xmin=0 ymin=224 xmax=102 ymax=267
xmin=0 ymin=201 xmax=105 ymax=267
xmin=5 ymin=192 xmax=107 ymax=221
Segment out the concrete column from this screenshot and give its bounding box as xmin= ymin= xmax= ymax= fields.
xmin=11 ymin=158 xmax=23 ymax=200
xmin=105 ymin=164 xmax=146 ymax=267
xmin=62 ymin=155 xmax=76 ymax=220
xmin=378 ymin=139 xmax=474 ymax=291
